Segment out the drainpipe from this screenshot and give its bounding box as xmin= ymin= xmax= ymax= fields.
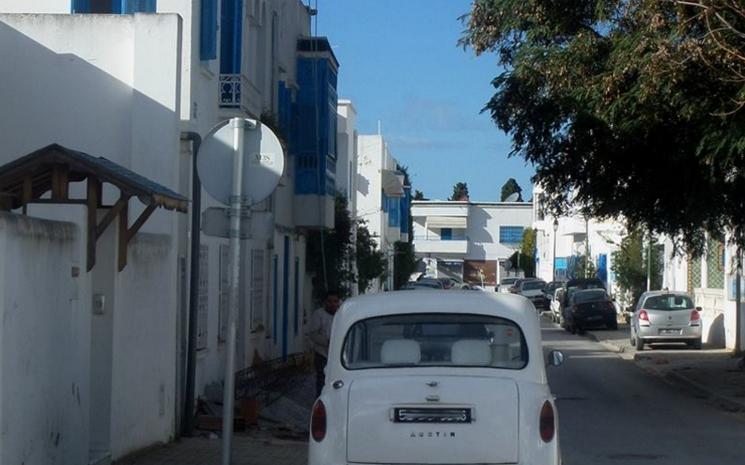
xmin=181 ymin=131 xmax=201 ymax=437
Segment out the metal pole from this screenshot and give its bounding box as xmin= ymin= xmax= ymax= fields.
xmin=552 ymin=226 xmax=557 ymax=281
xmin=221 ymin=118 xmax=246 ymax=465
xmin=736 ymin=250 xmax=743 ymax=355
xmin=182 ymin=131 xmax=201 ymax=437
xmin=646 ymin=231 xmax=652 ymax=292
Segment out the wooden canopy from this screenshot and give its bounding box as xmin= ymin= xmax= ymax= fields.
xmin=0 ymin=144 xmax=188 ymax=271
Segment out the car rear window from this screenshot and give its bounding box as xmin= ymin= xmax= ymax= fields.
xmin=573 ymin=290 xmax=608 ymax=303
xmin=522 ymin=281 xmax=545 ymax=290
xmin=342 ymin=313 xmax=528 ymax=370
xmin=501 ymin=278 xmax=518 ymax=285
xmin=644 ymin=294 xmax=694 ymax=310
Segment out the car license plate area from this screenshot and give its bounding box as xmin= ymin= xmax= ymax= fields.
xmin=393 ymin=408 xmax=472 ymax=424
xmin=659 ymin=328 xmax=682 ymax=336
xmin=587 ymin=315 xmax=602 ymax=321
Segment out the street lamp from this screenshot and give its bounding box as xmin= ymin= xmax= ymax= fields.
xmin=552 ymin=219 xmax=559 ymax=281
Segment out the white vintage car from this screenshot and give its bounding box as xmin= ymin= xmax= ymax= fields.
xmin=308 ymin=290 xmax=563 ymax=465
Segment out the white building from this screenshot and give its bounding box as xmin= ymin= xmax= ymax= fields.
xmin=411 ymin=200 xmax=533 ymax=287
xmin=356 ymin=134 xmax=408 ymax=291
xmin=532 ymin=185 xmax=625 ymax=291
xmin=0 ymin=1 xmax=340 ymax=463
xmin=336 ymin=100 xmax=360 ymax=293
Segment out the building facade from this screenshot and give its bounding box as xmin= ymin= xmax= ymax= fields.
xmin=412 ymin=200 xmax=533 ymax=287
xmin=0 ymin=1 xmax=341 ymax=464
xmin=356 ymin=134 xmax=408 ymax=291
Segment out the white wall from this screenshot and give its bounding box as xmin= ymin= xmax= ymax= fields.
xmin=0 ymin=213 xmax=89 ymax=465
xmin=466 ymin=204 xmax=534 ymax=261
xmin=0 ymin=12 xmax=184 ymax=461
xmin=0 ymin=0 xmax=69 ymax=13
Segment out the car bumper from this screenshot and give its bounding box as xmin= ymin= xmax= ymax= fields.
xmin=574 ymin=314 xmax=615 ymax=326
xmin=637 ymin=325 xmax=702 ymax=340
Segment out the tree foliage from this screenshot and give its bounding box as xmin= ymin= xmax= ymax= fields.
xmin=413 ymin=190 xmax=426 ymax=200
xmin=306 ymin=195 xmax=355 ymax=303
xmin=461 ymin=0 xmax=745 ymax=254
xmin=516 ymin=228 xmax=537 ymax=277
xmin=611 ymin=227 xmax=663 ymax=307
xmin=500 ymin=178 xmax=524 ymax=201
xmin=450 ymin=182 xmax=470 ymax=201
xmin=356 ymin=221 xmax=387 ymax=293
xmin=394 ymin=165 xmax=417 ymax=290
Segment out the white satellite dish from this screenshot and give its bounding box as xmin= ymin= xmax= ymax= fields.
xmin=197 ymin=119 xmax=285 ymax=206
xmin=504 ymin=192 xmax=521 ymax=202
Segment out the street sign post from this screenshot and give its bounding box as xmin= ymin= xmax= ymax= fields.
xmin=197 ymin=118 xmax=284 ymax=465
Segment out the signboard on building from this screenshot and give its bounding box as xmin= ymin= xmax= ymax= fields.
xmin=464 ymin=260 xmax=497 ymax=286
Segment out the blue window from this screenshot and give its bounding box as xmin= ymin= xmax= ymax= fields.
xmin=400 ymin=187 xmax=410 ymax=234
xmin=499 ymin=226 xmax=524 ymax=244
xmin=220 ymin=0 xmax=242 ymax=73
xmin=72 ymin=0 xmax=156 ymax=13
xmin=441 ymin=228 xmax=453 ymax=240
xmin=387 ymin=196 xmax=400 ymax=228
xmin=200 ymin=0 xmax=218 ymax=60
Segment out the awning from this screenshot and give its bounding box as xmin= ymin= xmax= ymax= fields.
xmin=382 ymin=169 xmax=405 ymax=197
xmin=0 ymin=144 xmax=188 ymax=271
xmin=426 ymin=216 xmax=468 ymax=229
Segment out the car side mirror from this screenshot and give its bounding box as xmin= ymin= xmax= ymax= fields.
xmin=547 ymin=350 xmax=564 ymax=367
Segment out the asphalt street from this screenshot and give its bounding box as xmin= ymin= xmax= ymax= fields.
xmin=542 ymin=320 xmax=745 ymax=465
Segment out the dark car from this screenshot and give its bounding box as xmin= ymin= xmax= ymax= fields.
xmin=563 ymin=289 xmax=617 ymax=333
xmin=543 ymin=281 xmax=564 ymax=301
xmin=558 ymin=278 xmax=606 ymax=328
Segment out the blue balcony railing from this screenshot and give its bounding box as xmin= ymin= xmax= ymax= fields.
xmin=219 ymin=74 xmax=241 ymax=108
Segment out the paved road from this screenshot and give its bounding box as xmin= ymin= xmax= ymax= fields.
xmin=542 ymin=320 xmax=745 ymax=465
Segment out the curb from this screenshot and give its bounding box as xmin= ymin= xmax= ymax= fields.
xmin=584 ymin=331 xmax=625 ymax=354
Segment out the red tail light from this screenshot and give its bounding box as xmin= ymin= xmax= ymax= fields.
xmin=639 ymin=310 xmax=650 ymax=326
xmin=691 ymin=310 xmax=701 ymax=322
xmin=311 ymin=399 xmax=327 ymax=442
xmin=539 ymin=401 xmax=555 ymax=443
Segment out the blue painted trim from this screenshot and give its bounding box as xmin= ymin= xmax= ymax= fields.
xmin=294 ymin=257 xmax=300 ymax=336
xmin=71 ymin=0 xmax=91 ymax=12
xmin=272 ymin=254 xmax=278 ymax=342
xmin=282 ymin=236 xmax=290 ymax=360
xmin=220 ymin=0 xmax=242 ymax=73
xmin=200 ymin=0 xmax=218 ymax=60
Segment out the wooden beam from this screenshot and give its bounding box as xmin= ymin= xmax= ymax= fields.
xmin=86 ymin=178 xmax=99 ymax=272
xmin=118 ymin=200 xmax=129 ymax=272
xmin=126 ymin=204 xmax=157 ymax=242
xmin=51 ymin=164 xmax=69 ymax=200
xmin=96 ymin=196 xmax=129 ymax=239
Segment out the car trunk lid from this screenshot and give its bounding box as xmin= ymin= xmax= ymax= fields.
xmin=346 ymin=375 xmax=519 ymax=464
xmin=646 ymin=308 xmax=693 ymax=328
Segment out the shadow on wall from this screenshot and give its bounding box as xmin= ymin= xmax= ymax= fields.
xmin=467 ymin=205 xmax=493 ymax=241
xmin=357 ymin=172 xmax=370 ymax=196
xmin=704 ymin=312 xmax=726 ymax=348
xmin=0 ymin=16 xmax=181 ymax=465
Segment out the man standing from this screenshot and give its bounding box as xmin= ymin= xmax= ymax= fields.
xmin=308 ymin=290 xmax=341 ymax=396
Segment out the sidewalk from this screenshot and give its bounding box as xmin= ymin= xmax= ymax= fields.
xmin=115 ymin=434 xmax=307 ymax=465
xmin=584 ymin=324 xmax=745 ymax=413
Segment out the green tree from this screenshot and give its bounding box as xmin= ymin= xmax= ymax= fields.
xmin=449 ymin=182 xmax=470 ymax=201
xmin=500 ymin=178 xmax=523 ymax=202
xmin=461 ymin=0 xmax=745 ymax=254
xmin=356 ymin=221 xmax=387 ymax=293
xmin=306 ymin=195 xmax=355 ymax=303
xmin=413 ymin=190 xmax=426 ymax=200
xmin=611 ymin=227 xmax=664 ymax=308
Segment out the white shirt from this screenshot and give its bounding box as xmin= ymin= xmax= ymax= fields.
xmin=308 ymin=307 xmax=335 ymax=357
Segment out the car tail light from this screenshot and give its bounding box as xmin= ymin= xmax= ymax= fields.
xmin=539 ymin=401 xmax=555 ymax=443
xmin=311 ymin=399 xmax=327 ymax=442
xmin=639 ymin=309 xmax=650 ymax=326
xmin=691 ymin=309 xmax=701 ymax=324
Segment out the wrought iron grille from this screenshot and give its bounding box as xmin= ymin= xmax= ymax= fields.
xmin=219 ymin=74 xmax=241 ymax=108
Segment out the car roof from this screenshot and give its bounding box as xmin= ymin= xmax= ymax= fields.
xmin=335 ymin=290 xmax=539 ymax=330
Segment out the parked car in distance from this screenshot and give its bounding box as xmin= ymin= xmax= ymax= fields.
xmin=543 ymin=281 xmax=564 ymax=302
xmin=496 ymin=276 xmax=520 ymax=293
xmin=514 ymin=279 xmax=548 ymax=310
xmin=562 ymin=289 xmax=617 ymax=333
xmin=308 ymin=291 xmax=562 ymax=465
xmin=402 ymin=279 xmax=444 ymax=290
xmin=558 ymin=278 xmax=606 ymax=327
xmin=630 ymin=291 xmax=702 ymax=350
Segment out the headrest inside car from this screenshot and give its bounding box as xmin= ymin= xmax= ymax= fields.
xmin=451 ymin=339 xmax=492 ymax=366
xmin=380 ymin=339 xmax=421 ymax=365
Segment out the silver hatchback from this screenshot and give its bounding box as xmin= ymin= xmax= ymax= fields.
xmin=630 ymin=291 xmax=702 ymax=350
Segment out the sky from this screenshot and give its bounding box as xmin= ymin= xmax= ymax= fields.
xmin=314 ymin=0 xmax=535 ymax=202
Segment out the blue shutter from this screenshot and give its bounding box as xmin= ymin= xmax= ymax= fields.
xmin=71 ymin=0 xmax=91 ymax=12
xmin=200 ymin=0 xmax=218 ymax=61
xmin=122 ymin=0 xmax=157 ymax=13
xmin=220 ymin=0 xmax=242 ymax=73
xmin=441 ymin=228 xmax=453 ymax=241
